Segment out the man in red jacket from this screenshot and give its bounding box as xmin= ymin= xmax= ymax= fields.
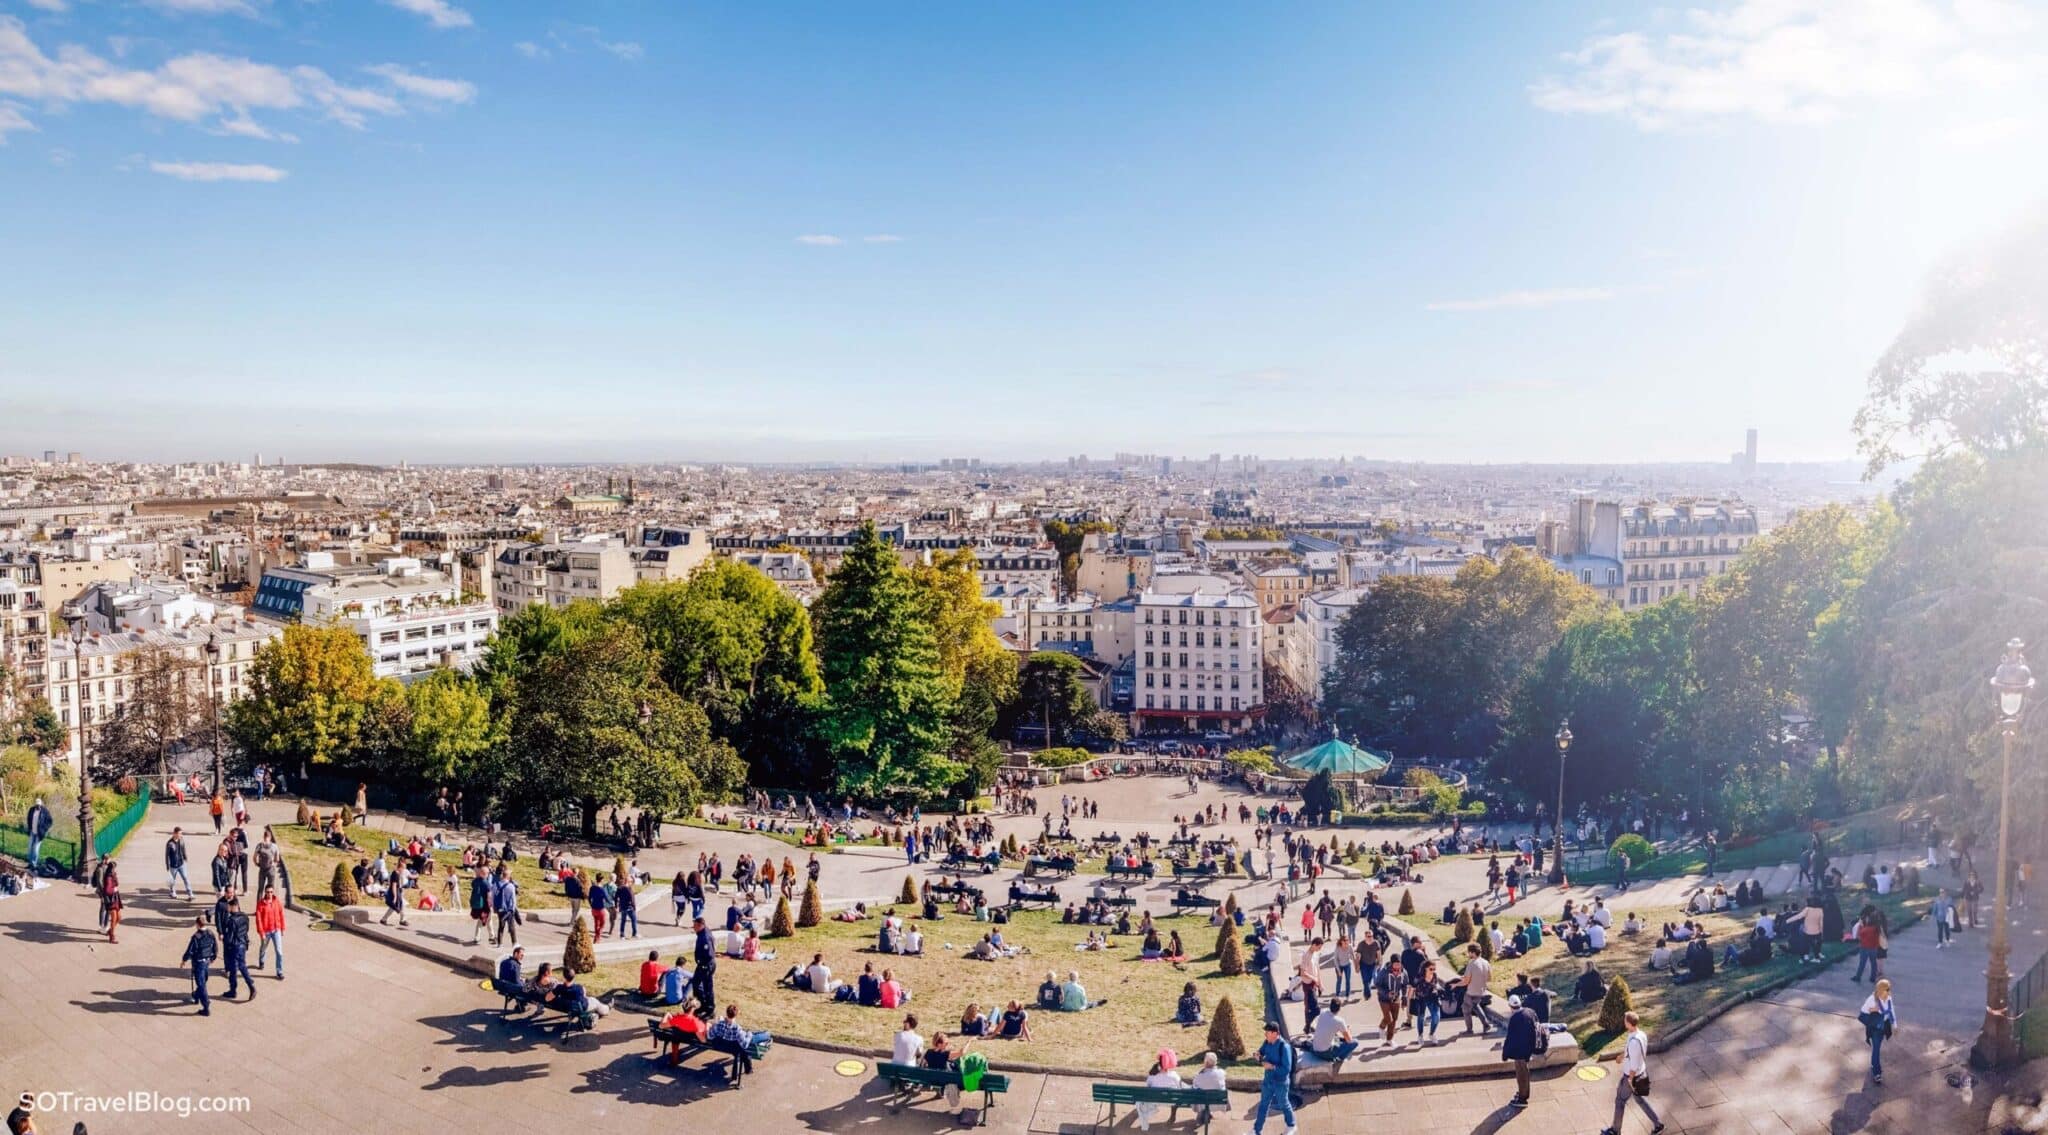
xmin=254 ymin=885 xmax=287 ymax=979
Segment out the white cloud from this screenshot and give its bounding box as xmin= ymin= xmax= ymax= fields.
xmin=513 ymin=41 xmax=548 ymax=60
xmin=22 ymin=0 xmax=67 ymax=12
xmin=1532 ymin=0 xmax=2045 ymax=131
xmin=795 ymin=234 xmax=844 ymax=246
xmin=364 ymin=63 xmax=476 ymax=104
xmin=861 ymin=234 xmax=903 ymax=244
xmin=0 ymin=102 xmax=35 ymax=142
xmin=381 ymin=0 xmax=472 ymax=30
xmin=149 ymin=159 xmax=287 ymax=182
xmin=215 ymin=110 xmax=297 ymax=142
xmin=142 ymin=0 xmax=260 ymax=15
xmin=1424 ymin=287 xmax=1615 ymax=312
xmin=594 ymin=37 xmax=643 ymax=61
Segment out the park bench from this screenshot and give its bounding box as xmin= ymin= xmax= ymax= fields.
xmin=1105 ymin=861 xmax=1155 ymax=880
xmin=1170 ymin=891 xmax=1221 ymax=913
xmin=1090 ymin=1082 xmax=1229 ymax=1134
xmin=1008 ymin=885 xmax=1061 ymax=908
xmin=878 ymin=1062 xmax=1011 ymax=1126
xmin=1026 ymin=856 xmax=1077 ymax=878
xmin=495 ymin=985 xmax=596 ymax=1034
xmin=941 ymin=850 xmax=1000 ymax=873
xmin=1170 ymin=860 xmax=1218 ymax=878
xmin=646 ymin=1019 xmax=758 ymax=1084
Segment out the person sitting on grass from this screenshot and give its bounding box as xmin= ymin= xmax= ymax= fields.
xmin=960 ymin=1003 xmax=989 ymax=1037
xmin=879 ymin=967 xmax=911 ymax=1009
xmin=1037 ymin=971 xmax=1062 ymax=1011
xmin=903 ymin=922 xmax=925 ymax=956
xmin=1141 ymin=928 xmax=1165 ymax=960
xmin=639 ymin=949 xmax=668 ymax=998
xmin=659 ymin=955 xmax=692 ymax=1006
xmin=857 ymin=961 xmax=883 ymax=1006
xmin=1574 ymin=961 xmax=1606 ymax=1004
xmin=1622 ymin=912 xmax=1644 ymax=936
xmin=1060 ymin=970 xmax=1105 ymax=1011
xmin=999 ymin=1000 xmax=1033 ymax=1040
xmin=1649 ymin=937 xmax=1673 ymax=971
xmin=1176 ymin=981 xmax=1203 ymax=1026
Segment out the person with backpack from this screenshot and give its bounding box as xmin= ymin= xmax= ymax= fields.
xmin=1860 ymin=979 xmax=1897 ymax=1084
xmin=1374 ymin=950 xmax=1408 ymax=1040
xmin=1501 ymin=993 xmax=1540 ymax=1109
xmin=25 ymin=798 xmax=52 ymax=871
xmin=1250 ymin=1020 xmax=1297 ymax=1135
xmin=1602 ymin=1010 xmax=1664 ymax=1134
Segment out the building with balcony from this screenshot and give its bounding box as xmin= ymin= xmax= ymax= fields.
xmin=254 ymin=553 xmax=496 ymax=680
xmin=1132 ymin=589 xmax=1263 ymax=736
xmin=490 ymin=538 xmax=635 ymax=613
xmin=47 ymin=620 xmax=279 ymax=764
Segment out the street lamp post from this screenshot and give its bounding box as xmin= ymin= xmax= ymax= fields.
xmin=1976 ymin=638 xmax=2033 ymax=1069
xmin=68 ymin=619 xmax=95 ymax=884
xmin=205 ymin=631 xmax=224 ymax=796
xmin=1549 ymin=721 xmax=1571 ymax=885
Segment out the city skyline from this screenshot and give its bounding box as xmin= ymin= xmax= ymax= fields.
xmin=4 ymin=1 xmax=2046 ymax=463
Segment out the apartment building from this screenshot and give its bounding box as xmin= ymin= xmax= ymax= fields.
xmin=633 ymin=526 xmax=714 ymax=583
xmin=0 ymin=554 xmax=48 ymax=712
xmin=728 ymin=551 xmax=819 ymax=603
xmin=46 ymin=620 xmax=279 ymax=764
xmin=1249 ymin=562 xmax=1312 ymax=618
xmin=1297 ymin=587 xmax=1365 ymax=700
xmin=1132 ymin=589 xmax=1263 ymax=736
xmin=254 ymin=553 xmax=496 ymax=679
xmin=491 ymin=538 xmax=636 ymax=613
xmin=975 ymin=545 xmax=1059 ymax=594
xmin=1540 ymin=498 xmax=1759 ymax=610
xmin=1025 ymin=597 xmax=1096 ymax=650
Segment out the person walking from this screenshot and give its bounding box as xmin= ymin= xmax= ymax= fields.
xmin=615 ymin=872 xmax=640 ymax=939
xmin=164 ymin=827 xmax=194 ymax=900
xmin=1250 ymin=1020 xmax=1297 ymax=1135
xmin=100 ymin=861 xmax=124 ymax=944
xmin=492 ymin=868 xmax=520 ymax=946
xmin=691 ymin=917 xmax=718 ymax=1011
xmin=1602 ymin=1010 xmax=1664 ymax=1134
xmin=1931 ymin=888 xmax=1955 ymax=949
xmin=1859 ymin=979 xmax=1897 ymax=1084
xmin=468 ymin=867 xmax=492 ymax=946
xmin=220 ymin=894 xmax=255 ymax=999
xmin=181 ymin=915 xmax=217 ymax=1016
xmin=1501 ymin=993 xmax=1539 ymax=1109
xmin=209 ymin=791 xmax=225 ymax=835
xmin=379 ymin=867 xmax=410 ymax=927
xmin=353 ymin=782 xmax=369 ymax=826
xmin=24 ymin=797 xmax=51 ymax=870
xmin=254 ymin=885 xmax=286 ymax=979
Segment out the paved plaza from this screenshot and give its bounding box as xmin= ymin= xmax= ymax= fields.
xmin=2 ymin=776 xmax=2043 ymax=1134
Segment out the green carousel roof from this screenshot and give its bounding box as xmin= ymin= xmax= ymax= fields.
xmin=1283 ymin=735 xmax=1391 ymax=775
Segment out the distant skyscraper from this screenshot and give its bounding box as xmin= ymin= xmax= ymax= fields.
xmin=1745 ymin=429 xmax=1758 ymax=471
xmin=42 ymin=450 xmax=55 ymax=463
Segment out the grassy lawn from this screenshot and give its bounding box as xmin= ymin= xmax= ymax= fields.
xmin=1420 ymin=888 xmax=1931 ymax=1055
xmin=589 ymin=906 xmax=1265 ymax=1076
xmin=675 ymin=817 xmax=881 ymax=851
xmin=1568 ymin=798 xmax=1954 ymax=886
xmin=273 ymin=823 xmax=570 ymax=917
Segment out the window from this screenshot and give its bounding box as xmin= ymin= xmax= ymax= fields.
xmin=1145 ymin=695 xmax=1155 ymax=709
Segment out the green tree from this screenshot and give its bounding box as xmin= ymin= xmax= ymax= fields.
xmin=1043 ymin=518 xmax=1112 ymax=595
xmin=226 ymin=625 xmax=382 ymax=780
xmin=1008 ymin=652 xmax=1097 ymax=746
xmin=500 ymin=622 xmax=743 ymax=836
xmin=608 ymin=561 xmax=827 ymax=787
xmin=812 ymin=522 xmax=957 ymax=797
xmin=10 ymin=698 xmax=66 ymax=758
xmin=404 ymin=668 xmax=493 ymax=783
xmin=911 ymin=548 xmax=1019 ymax=796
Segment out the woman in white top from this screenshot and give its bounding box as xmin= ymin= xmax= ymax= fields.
xmin=1135 ymin=1051 xmax=1184 ymax=1131
xmin=1860 ymin=978 xmax=1897 ymax=1083
xmin=1602 ymin=1010 xmax=1663 ymax=1135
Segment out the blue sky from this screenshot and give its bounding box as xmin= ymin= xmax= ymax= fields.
xmin=3 ymin=0 xmax=2045 ymax=464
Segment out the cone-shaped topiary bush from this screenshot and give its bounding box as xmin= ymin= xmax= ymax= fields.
xmin=1474 ymin=925 xmax=1495 ymax=960
xmin=1598 ymin=973 xmax=1633 ymax=1034
xmin=564 ymin=914 xmax=597 ymax=975
xmin=799 ymin=880 xmax=824 ymax=927
xmin=296 ymin=799 xmax=315 ymax=828
xmin=1453 ymin=906 xmax=1475 ymax=944
xmin=1207 ymin=995 xmax=1249 ymax=1060
xmin=1215 ymin=919 xmax=1236 ymax=958
xmin=901 ymin=874 xmax=920 ymax=905
xmin=613 ymin=855 xmax=630 ymax=888
xmin=769 ymin=895 xmax=796 ymax=938
xmin=1398 ymin=888 xmax=1415 ymax=916
xmin=331 ymin=862 xmax=362 ymax=907
xmin=1218 ymin=927 xmax=1247 ymax=975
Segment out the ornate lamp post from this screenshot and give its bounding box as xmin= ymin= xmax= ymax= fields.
xmin=69 ymin=619 xmax=95 ymax=883
xmin=1976 ymin=638 xmax=2033 ymax=1068
xmin=1549 ymin=721 xmax=1572 ymax=885
xmin=205 ymin=631 xmax=224 ymax=796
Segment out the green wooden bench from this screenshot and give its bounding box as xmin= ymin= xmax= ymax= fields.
xmin=877 ymin=1062 xmax=1012 ymax=1126
xmin=1090 ymin=1083 xmax=1229 ymax=1134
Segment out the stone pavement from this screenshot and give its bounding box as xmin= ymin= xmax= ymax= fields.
xmin=6 ymin=787 xmax=2047 ymax=1133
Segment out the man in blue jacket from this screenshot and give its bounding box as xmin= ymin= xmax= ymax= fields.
xmin=181 ymin=915 xmax=218 ymax=1016
xmin=1251 ymin=1019 xmax=1296 ymax=1135
xmin=1501 ymin=993 xmax=1540 ymax=1109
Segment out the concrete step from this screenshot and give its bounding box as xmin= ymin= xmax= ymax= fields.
xmin=1296 ymin=1027 xmax=1580 ymax=1086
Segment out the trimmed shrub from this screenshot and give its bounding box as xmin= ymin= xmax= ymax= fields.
xmin=799 ymin=880 xmax=823 ymax=928
xmin=1452 ymin=906 xmax=1476 ymax=945
xmin=1610 ymin=833 xmax=1654 ymax=869
xmin=769 ymin=896 xmax=796 ymax=938
xmin=900 ymin=874 xmax=920 ymax=905
xmin=1598 ymin=973 xmax=1633 ymax=1034
xmin=330 ymin=862 xmax=362 ymax=907
xmin=1207 ymin=996 xmax=1249 ymax=1060
xmin=1474 ymin=925 xmax=1495 ymax=960
xmin=564 ymin=915 xmax=597 ymax=975
xmin=115 ymin=775 xmax=139 ymax=797
xmin=613 ymin=855 xmax=631 ymax=888
xmin=1397 ymin=889 xmax=1415 ymax=916
xmin=296 ymin=799 xmax=315 ymax=828
xmin=1217 ymin=929 xmax=1247 ymax=976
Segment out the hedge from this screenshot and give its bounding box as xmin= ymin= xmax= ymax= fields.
xmin=1027 ymin=747 xmax=1093 ymax=769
